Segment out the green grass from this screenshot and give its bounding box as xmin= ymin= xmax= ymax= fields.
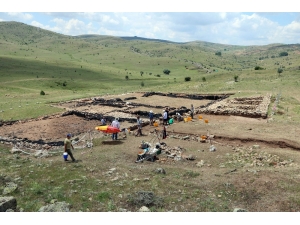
xmin=1 ymin=21 xmax=300 ymax=121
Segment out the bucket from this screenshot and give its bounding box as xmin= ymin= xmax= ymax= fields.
xmin=153 ymin=122 xmax=158 ymax=127
xmin=198 ymin=115 xmax=203 ymax=119
xmin=204 ymin=119 xmax=209 ymax=123
xmin=187 ymin=117 xmax=192 ymax=121
xmin=184 ymin=118 xmax=188 ymax=122
xmin=63 ymin=152 xmax=68 ymax=160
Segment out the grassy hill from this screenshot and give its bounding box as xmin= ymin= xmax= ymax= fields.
xmin=0 ymin=21 xmax=300 ymax=121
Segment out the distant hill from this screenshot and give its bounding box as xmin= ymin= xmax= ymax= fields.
xmin=119 ymin=36 xmax=181 ymax=44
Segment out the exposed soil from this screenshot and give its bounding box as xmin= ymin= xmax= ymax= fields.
xmin=1 ymin=92 xmax=300 ymax=212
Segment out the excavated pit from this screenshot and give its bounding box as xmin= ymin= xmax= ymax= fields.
xmin=2 ymin=91 xmax=294 ymax=152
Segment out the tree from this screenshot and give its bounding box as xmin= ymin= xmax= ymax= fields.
xmin=40 ymin=90 xmax=45 ymax=95
xmin=125 ymin=75 xmax=129 ymax=80
xmin=140 ymin=71 xmax=144 ymax=76
xmin=215 ymin=51 xmax=222 ymax=56
xmin=163 ymin=69 xmax=171 ymax=75
xmin=202 ymin=77 xmax=206 ymax=82
xmin=278 ymin=68 xmax=283 ymax=76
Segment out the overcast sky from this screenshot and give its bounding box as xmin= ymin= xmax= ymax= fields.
xmin=1 ymin=0 xmax=299 ymax=46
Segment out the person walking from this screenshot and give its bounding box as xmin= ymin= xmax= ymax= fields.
xmin=111 ymin=118 xmax=120 ymax=140
xmin=190 ymin=104 xmax=194 ymax=119
xmin=64 ymin=133 xmax=76 ymax=162
xmin=149 ymin=110 xmax=154 ymax=126
xmin=136 ymin=116 xmax=143 ymax=136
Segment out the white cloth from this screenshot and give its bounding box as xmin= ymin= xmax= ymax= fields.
xmin=111 ymin=120 xmax=120 ymax=129
xmin=163 ymin=111 xmax=167 ymax=119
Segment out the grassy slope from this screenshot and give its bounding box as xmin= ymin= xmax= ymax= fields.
xmin=1 ymin=22 xmax=300 ymax=213
xmin=0 ymin=21 xmax=300 ymax=122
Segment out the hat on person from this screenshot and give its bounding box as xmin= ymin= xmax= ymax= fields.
xmin=115 ymin=117 xmax=119 ymax=121
xmin=150 ymin=110 xmax=153 ymax=113
xmin=67 ymin=133 xmax=71 ymax=137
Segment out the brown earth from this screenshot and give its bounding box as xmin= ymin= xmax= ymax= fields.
xmin=1 ymin=92 xmax=300 ymax=212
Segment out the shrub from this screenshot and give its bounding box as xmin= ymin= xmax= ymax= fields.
xmin=141 ymin=81 xmax=145 ymax=87
xmin=254 ymin=66 xmax=264 ymax=70
xmin=185 ymin=77 xmax=191 ymax=82
xmin=215 ymin=51 xmax=222 ymax=56
xmin=163 ymin=69 xmax=171 ymax=75
xmin=279 ymin=51 xmax=288 ymax=57
xmin=125 ymin=75 xmax=129 ymax=80
xmin=202 ymin=77 xmax=206 ymax=82
xmin=234 ymin=75 xmax=239 ymax=82
xmin=40 ymin=90 xmax=45 ymax=95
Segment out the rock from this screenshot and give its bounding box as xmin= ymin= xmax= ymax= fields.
xmin=185 ymin=154 xmax=196 ymax=160
xmin=10 ymin=147 xmax=22 ymax=154
xmin=0 ymin=196 xmax=17 ymax=212
xmin=182 ymin=136 xmax=190 ymax=140
xmin=3 ymin=182 xmax=18 ymax=195
xmin=233 ymin=208 xmax=248 ymax=212
xmin=118 ymin=208 xmax=128 ymax=212
xmin=196 ymin=160 xmax=205 ymax=167
xmin=6 ymin=208 xmax=14 ymax=212
xmin=252 ymin=145 xmax=260 ymax=149
xmin=34 ymin=150 xmax=49 ymax=158
xmin=38 ymin=201 xmax=70 ymax=212
xmin=138 ymin=206 xmax=150 ymax=212
xmin=209 ymin=145 xmax=216 ymax=152
xmin=153 ymin=168 xmax=166 ymax=174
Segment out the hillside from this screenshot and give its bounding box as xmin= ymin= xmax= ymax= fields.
xmin=0 ymin=21 xmax=300 ymax=122
xmin=1 ymin=21 xmax=300 ymax=213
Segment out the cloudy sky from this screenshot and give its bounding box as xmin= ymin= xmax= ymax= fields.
xmin=1 ymin=0 xmax=299 ymax=46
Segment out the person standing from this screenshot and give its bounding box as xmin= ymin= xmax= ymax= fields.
xmin=100 ymin=117 xmax=106 ymax=125
xmin=136 ymin=116 xmax=143 ymax=136
xmin=111 ymin=118 xmax=120 ymax=140
xmin=163 ymin=110 xmax=168 ymax=125
xmin=165 ymin=107 xmax=170 ymax=122
xmin=149 ymin=110 xmax=154 ymax=126
xmin=190 ymin=104 xmax=194 ymax=119
xmin=64 ymin=133 xmax=76 ymax=162
xmin=162 ymin=125 xmax=167 ymax=139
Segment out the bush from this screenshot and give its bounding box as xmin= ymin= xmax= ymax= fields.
xmin=254 ymin=66 xmax=264 ymax=70
xmin=202 ymin=77 xmax=206 ymax=82
xmin=215 ymin=51 xmax=222 ymax=56
xmin=125 ymin=75 xmax=129 ymax=80
xmin=234 ymin=75 xmax=239 ymax=82
xmin=141 ymin=81 xmax=145 ymax=87
xmin=185 ymin=77 xmax=191 ymax=82
xmin=40 ymin=90 xmax=45 ymax=95
xmin=163 ymin=69 xmax=171 ymax=75
xmin=279 ymin=51 xmax=288 ymax=57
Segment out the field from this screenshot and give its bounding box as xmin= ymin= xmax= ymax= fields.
xmin=1 ymin=21 xmax=300 ymax=212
